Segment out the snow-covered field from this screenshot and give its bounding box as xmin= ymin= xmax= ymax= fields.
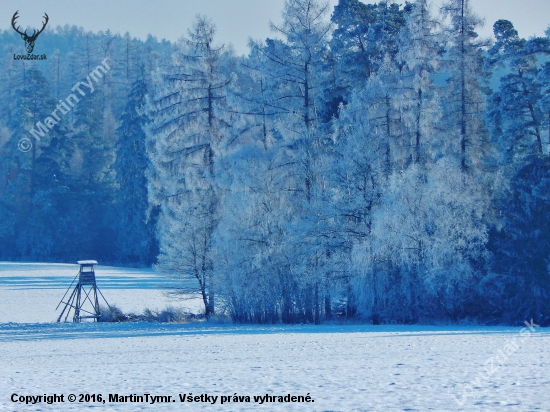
xmin=0 ymin=262 xmax=201 ymax=323
xmin=1 ymin=263 xmax=549 ymax=411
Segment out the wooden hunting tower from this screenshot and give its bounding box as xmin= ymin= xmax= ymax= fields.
xmin=56 ymin=260 xmax=110 ymax=323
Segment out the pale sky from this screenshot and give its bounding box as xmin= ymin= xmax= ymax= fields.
xmin=0 ymin=0 xmax=548 ymax=55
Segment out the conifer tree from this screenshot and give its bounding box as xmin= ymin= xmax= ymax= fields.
xmin=146 ymin=15 xmax=231 ymax=316
xmin=115 ymin=76 xmax=158 ymax=266
xmin=440 ymin=0 xmax=490 ymax=171
xmin=486 ymin=20 xmax=550 ymax=169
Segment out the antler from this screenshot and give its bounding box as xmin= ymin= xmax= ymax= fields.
xmin=11 ymin=11 xmax=26 ymax=37
xmin=28 ymin=13 xmax=49 ymax=40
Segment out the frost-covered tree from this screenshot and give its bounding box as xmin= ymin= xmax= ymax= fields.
xmin=329 ymin=0 xmax=444 ymax=320
xmin=397 ymin=0 xmax=444 ymax=165
xmin=248 ymin=0 xmax=335 ymax=321
xmin=357 ymin=159 xmax=490 ymax=321
xmin=226 ymin=48 xmax=280 ymax=150
xmin=214 ymin=146 xmax=293 ymax=323
xmin=440 ymin=0 xmax=490 ymax=170
xmin=330 ymin=57 xmax=407 ymax=320
xmin=146 ymin=15 xmax=231 ymax=316
xmin=333 ymin=0 xmax=442 ymax=186
xmin=254 ymin=0 xmax=332 ymax=133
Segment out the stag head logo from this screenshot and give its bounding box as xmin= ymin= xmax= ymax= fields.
xmin=11 ymin=11 xmax=49 ymax=54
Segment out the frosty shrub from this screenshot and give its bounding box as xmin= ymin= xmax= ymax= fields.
xmin=141 ymin=306 xmax=203 ymax=323
xmin=98 ymin=305 xmax=127 ymax=322
xmin=98 ymin=305 xmax=203 ymax=323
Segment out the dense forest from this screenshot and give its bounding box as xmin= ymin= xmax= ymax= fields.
xmin=1 ymin=0 xmax=549 ymax=325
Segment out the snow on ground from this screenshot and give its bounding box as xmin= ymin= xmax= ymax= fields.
xmin=0 ymin=263 xmax=549 ymax=411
